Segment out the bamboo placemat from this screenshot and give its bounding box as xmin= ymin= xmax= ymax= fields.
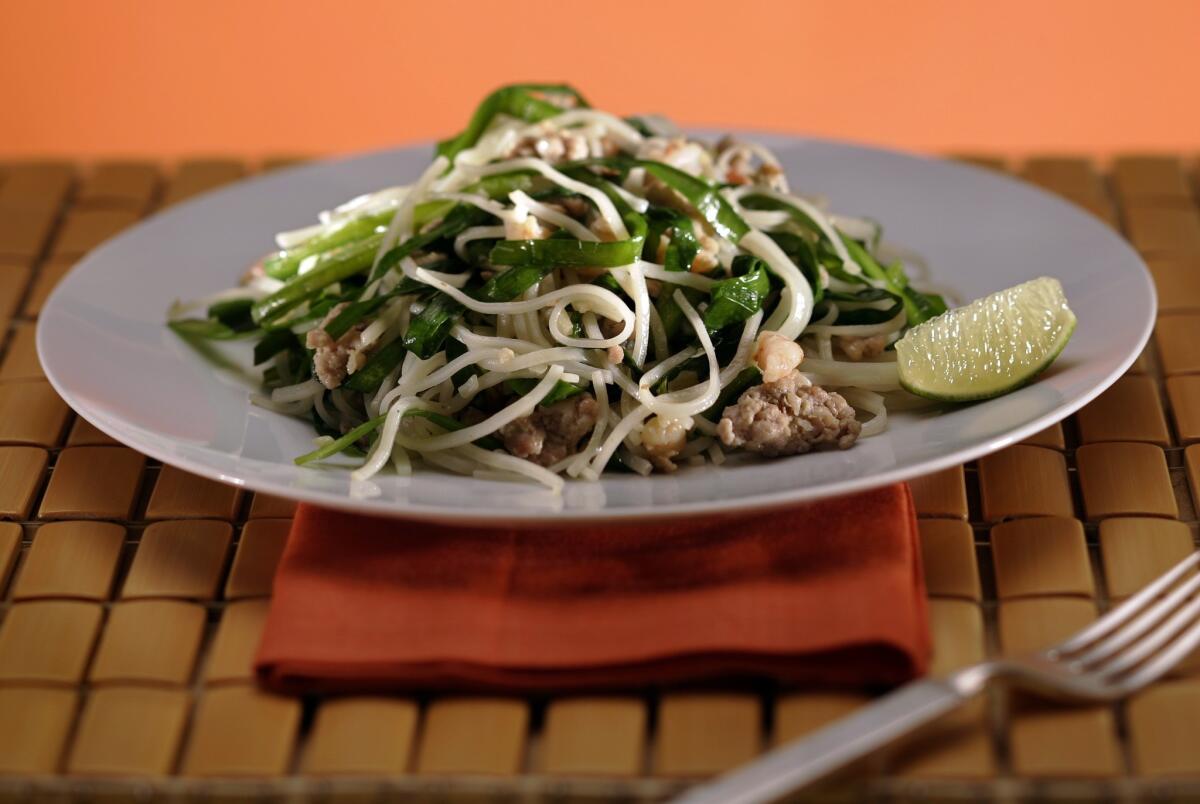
xmin=0 ymin=152 xmax=1197 ymax=802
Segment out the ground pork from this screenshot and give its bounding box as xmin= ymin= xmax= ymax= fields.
xmin=548 ymin=196 xmax=591 ymax=220
xmin=837 ymin=334 xmax=889 ymax=361
xmin=717 ymin=371 xmax=860 ymax=456
xmin=715 ymin=137 xmax=788 ymax=191
xmin=636 ymin=136 xmax=714 ymax=177
xmin=691 ymin=232 xmax=721 ymax=273
xmin=598 ymin=317 xmax=625 ymax=340
xmin=550 ymin=196 xmax=621 ymax=243
xmin=507 ymin=122 xmax=619 ymax=165
xmin=504 ymin=211 xmax=553 ymax=241
xmin=305 ymin=303 xmax=378 ymax=390
xmin=499 ymin=393 xmax=600 ymax=467
xmin=633 ymin=169 xmax=721 ymax=273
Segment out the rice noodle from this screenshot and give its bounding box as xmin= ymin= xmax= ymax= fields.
xmin=457 ymin=443 xmax=564 ymax=492
xmin=718 ymin=310 xmax=764 ymax=386
xmin=839 ymin=388 xmax=889 ymax=437
xmin=632 ymin=261 xmax=716 ymax=291
xmin=454 ymin=225 xmax=505 ymax=260
xmin=509 ymin=190 xmax=598 ymax=241
xmin=614 ymin=261 xmax=651 ymax=367
xmin=529 ymin=109 xmax=645 ymax=150
xmin=802 ymin=357 xmax=902 ymax=391
xmin=271 ymin=379 xmax=322 ymax=404
xmin=313 ymin=391 xmax=338 ymax=429
xmin=584 ymin=404 xmax=651 ymax=479
xmin=639 ymin=346 xmax=700 ymax=389
xmin=396 ymin=365 xmax=564 ymax=452
xmin=404 ymin=259 xmax=635 ymax=345
xmin=618 ymin=290 xmax=721 ymax=421
xmin=805 ymin=307 xmax=907 ymax=337
xmin=372 ymin=156 xmax=448 ymax=272
xmin=739 ymin=230 xmax=812 ymax=341
xmin=449 ymin=158 xmax=630 ymax=240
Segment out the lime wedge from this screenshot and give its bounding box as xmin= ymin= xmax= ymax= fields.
xmin=895 ymin=277 xmax=1076 ymax=401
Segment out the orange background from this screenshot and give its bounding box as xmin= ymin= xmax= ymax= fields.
xmin=3 ymin=0 xmax=1199 ymax=159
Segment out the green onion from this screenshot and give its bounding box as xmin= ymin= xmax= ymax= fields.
xmin=344 ymin=339 xmax=407 ymax=393
xmin=263 ymin=212 xmax=391 ymax=280
xmin=437 ymin=84 xmax=590 ymax=162
xmin=504 ymin=378 xmax=584 ymax=406
xmin=404 ymin=409 xmax=503 ymax=450
xmin=838 ymin=235 xmax=946 ymax=325
xmin=402 ymin=293 xmax=464 ymax=359
xmin=294 ymin=416 xmax=385 ymax=465
xmin=207 ymin=298 xmax=255 ymax=331
xmin=168 ymin=318 xmax=257 ymax=340
xmin=369 ymin=204 xmax=491 ymax=282
xmin=253 ymin=329 xmax=300 ymax=365
xmin=821 ymin=288 xmax=904 ymax=326
xmin=703 ymin=260 xmax=771 ymax=333
xmin=323 ymin=296 xmax=389 ymax=341
xmin=637 ymin=160 xmax=749 ymax=243
xmin=252 ymin=235 xmax=382 ymax=324
xmin=656 ymin=286 xmax=704 ymax=344
xmin=704 ymin=366 xmax=760 ymax=418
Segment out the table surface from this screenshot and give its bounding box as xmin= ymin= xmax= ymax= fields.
xmin=0 ymin=153 xmax=1198 ymax=802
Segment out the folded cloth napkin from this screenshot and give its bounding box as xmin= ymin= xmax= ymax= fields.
xmin=256 ymin=484 xmax=929 ymax=693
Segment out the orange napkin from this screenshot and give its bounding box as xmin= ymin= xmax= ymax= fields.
xmin=256 ymin=484 xmax=929 ymax=693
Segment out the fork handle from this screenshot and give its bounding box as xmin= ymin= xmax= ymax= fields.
xmin=670 ymin=678 xmax=969 ymax=804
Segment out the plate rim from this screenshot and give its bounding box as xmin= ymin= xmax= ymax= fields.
xmin=36 ymin=135 xmax=1157 ymax=525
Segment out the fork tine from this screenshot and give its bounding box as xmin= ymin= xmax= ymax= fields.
xmin=1098 ymin=593 xmax=1200 ymax=680
xmin=1111 ymin=612 xmax=1200 ymax=694
xmin=1072 ymin=570 xmax=1200 ymax=666
xmin=1053 ymin=551 xmax=1200 ymax=656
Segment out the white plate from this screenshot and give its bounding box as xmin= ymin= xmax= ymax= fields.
xmin=37 ymin=135 xmax=1155 ymax=524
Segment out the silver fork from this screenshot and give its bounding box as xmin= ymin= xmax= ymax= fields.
xmin=673 ymin=550 xmax=1200 ymax=804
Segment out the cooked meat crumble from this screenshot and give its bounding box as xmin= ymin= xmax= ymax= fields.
xmin=507 ymin=122 xmax=619 ymax=165
xmin=717 ymin=371 xmax=860 ymax=456
xmin=499 ymin=393 xmax=600 ymax=467
xmin=305 ymin=303 xmax=379 ymax=390
xmin=838 ymin=334 xmax=889 ymax=361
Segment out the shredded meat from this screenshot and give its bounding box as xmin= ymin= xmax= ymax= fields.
xmin=500 ymin=394 xmax=600 ymax=467
xmin=641 ymin=416 xmax=689 ymax=472
xmin=508 ymin=122 xmax=618 ymax=165
xmin=717 ymin=371 xmax=860 ymax=457
xmin=753 ymin=331 xmax=805 ymax=383
xmin=305 ymin=303 xmax=378 ymax=390
xmin=837 ymin=334 xmax=889 ymax=361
